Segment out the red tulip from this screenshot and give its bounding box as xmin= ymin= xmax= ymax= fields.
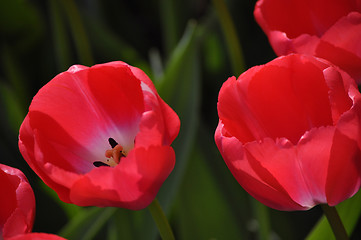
xmin=6 ymin=233 xmax=67 ymax=240
xmin=215 ymin=54 xmax=361 ymax=210
xmin=0 ymin=164 xmax=67 ymax=240
xmin=254 ymin=0 xmax=361 ymax=83
xmin=0 ymin=164 xmax=35 ymax=239
xmin=18 ymin=61 xmax=180 ymax=210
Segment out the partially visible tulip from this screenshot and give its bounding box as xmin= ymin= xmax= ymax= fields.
xmin=6 ymin=233 xmax=67 ymax=240
xmin=254 ymin=0 xmax=361 ymax=83
xmin=19 ymin=61 xmax=180 ymax=210
xmin=0 ymin=164 xmax=35 ymax=239
xmin=215 ymin=54 xmax=361 ymax=210
xmin=0 ymin=164 xmax=66 ymax=240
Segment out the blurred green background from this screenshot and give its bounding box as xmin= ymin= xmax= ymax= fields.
xmin=1 ymin=0 xmax=360 ymax=239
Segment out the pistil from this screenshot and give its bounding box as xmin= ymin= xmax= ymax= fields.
xmin=105 ymin=144 xmax=125 ymax=165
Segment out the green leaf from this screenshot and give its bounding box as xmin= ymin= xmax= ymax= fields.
xmin=59 ymin=207 xmax=117 ymax=240
xmin=149 ymin=48 xmax=164 ymax=80
xmin=212 ymin=0 xmax=246 ymax=76
xmin=38 ymin=180 xmax=83 ymax=219
xmin=134 ymin=20 xmax=203 ymax=240
xmin=159 ymin=0 xmax=180 ymax=56
xmin=0 ymin=0 xmax=43 ymax=50
xmin=251 ymin=199 xmax=272 ymax=240
xmin=197 ymin=124 xmax=253 ymax=239
xmin=156 ymin=20 xmax=201 ymax=211
xmin=1 ymin=46 xmax=28 ymax=107
xmin=0 ymin=81 xmax=25 ymax=132
xmin=49 ymin=0 xmax=72 ymax=72
xmin=306 ymin=190 xmax=361 ymax=240
xmin=202 ymin=32 xmax=227 ymax=74
xmin=175 ymin=146 xmax=243 ymax=240
xmin=83 ymin=15 xmax=151 ymax=75
xmin=107 ymin=209 xmax=137 ymax=240
xmin=156 ymin=20 xmax=198 ymax=99
xmin=56 ymin=0 xmax=94 ymax=66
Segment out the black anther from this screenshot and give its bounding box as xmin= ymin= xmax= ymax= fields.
xmin=108 ymin=138 xmax=118 ymax=148
xmin=93 ymin=161 xmax=110 ymax=167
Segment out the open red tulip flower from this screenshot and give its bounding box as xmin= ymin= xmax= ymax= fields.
xmin=18 ymin=61 xmax=180 ymax=210
xmin=215 ymin=54 xmax=361 ymax=211
xmin=0 ymin=164 xmax=66 ymax=240
xmin=254 ymin=0 xmax=361 ymax=84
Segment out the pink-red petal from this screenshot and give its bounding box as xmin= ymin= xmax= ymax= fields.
xmin=87 ymin=62 xmax=144 ymax=132
xmin=218 ymin=55 xmax=333 ymax=145
xmin=316 ymin=12 xmax=361 ymax=82
xmin=215 ymin=122 xmax=305 ymax=210
xmin=255 ymin=0 xmax=359 ymax=38
xmin=326 ymin=89 xmax=361 ymax=205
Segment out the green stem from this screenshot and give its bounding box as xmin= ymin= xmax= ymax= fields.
xmin=147 ymin=198 xmax=175 ymax=240
xmin=321 ymin=204 xmax=349 ymax=240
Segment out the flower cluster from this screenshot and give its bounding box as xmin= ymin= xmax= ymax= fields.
xmin=215 ymin=0 xmax=361 ymax=210
xmin=12 ymin=1 xmax=361 ymax=238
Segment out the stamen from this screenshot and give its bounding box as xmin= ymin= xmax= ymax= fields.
xmin=93 ymin=138 xmax=127 ymax=168
xmin=108 ymin=138 xmax=118 ymax=148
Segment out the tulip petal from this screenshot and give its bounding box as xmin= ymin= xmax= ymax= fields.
xmin=217 ymin=76 xmax=259 ymax=143
xmin=326 ymin=91 xmax=361 ymax=205
xmin=87 ymin=62 xmax=144 ymax=135
xmin=218 ymin=55 xmax=333 ymax=145
xmin=136 ymin=111 xmax=164 ymax=148
xmin=28 ymin=62 xmax=143 ymax=168
xmin=321 ymin=12 xmax=361 ymax=58
xmin=296 ymin=127 xmax=336 ymax=205
xmin=323 ymin=67 xmax=354 ymax=123
xmin=130 ymin=64 xmax=180 ymax=145
xmin=19 ymin=117 xmax=73 ymax=204
xmin=247 ymin=57 xmax=332 ymax=143
xmin=255 ymin=0 xmax=356 ymax=38
xmin=244 ymin=137 xmax=321 ymax=209
xmin=316 ymin=12 xmax=361 ymax=81
xmin=215 ymin=122 xmax=305 ymax=210
xmin=326 ymin=130 xmax=361 ymax=205
xmin=0 ymin=170 xmax=18 ymax=227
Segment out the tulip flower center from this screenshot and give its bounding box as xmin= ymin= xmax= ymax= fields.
xmin=93 ymin=138 xmax=127 ymax=167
